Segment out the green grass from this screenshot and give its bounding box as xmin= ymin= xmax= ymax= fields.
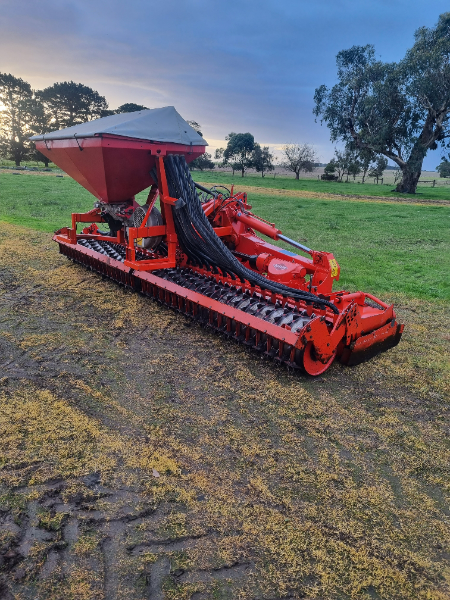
xmin=1 ymin=171 xmax=449 ymax=301
xmin=0 ymin=172 xmax=151 ymax=232
xmin=192 ymin=170 xmax=450 ymax=200
xmin=249 ymin=192 xmax=450 ymax=300
xmin=0 ymin=172 xmax=95 ymax=232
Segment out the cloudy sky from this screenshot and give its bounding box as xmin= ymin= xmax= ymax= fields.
xmin=1 ymin=0 xmax=448 ymax=168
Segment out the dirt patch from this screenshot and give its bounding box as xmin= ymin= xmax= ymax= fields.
xmin=0 ymin=168 xmax=62 ymax=177
xmin=0 ymin=222 xmax=449 ymax=599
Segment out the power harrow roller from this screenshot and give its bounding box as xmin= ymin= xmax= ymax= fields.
xmin=31 ymin=107 xmax=403 ymax=375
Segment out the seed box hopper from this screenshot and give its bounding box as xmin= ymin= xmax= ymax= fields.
xmin=31 ymin=107 xmax=403 ymax=375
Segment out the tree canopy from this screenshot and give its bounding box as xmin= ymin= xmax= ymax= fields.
xmin=251 ymin=144 xmax=274 ymax=177
xmin=313 ymin=12 xmax=450 ymax=193
xmin=0 ymin=73 xmax=47 ymax=166
xmin=0 ymin=73 xmax=213 ymax=168
xmin=187 ymin=120 xmax=203 ymax=137
xmin=189 ymin=152 xmax=215 ymax=171
xmin=223 ymin=132 xmax=255 ymax=177
xmin=436 ymin=159 xmax=450 ymax=177
xmin=368 ymin=156 xmax=388 ymax=183
xmin=328 ymin=150 xmax=348 ymax=182
xmin=116 ymin=103 xmax=148 ymax=114
xmin=281 ymin=143 xmax=317 ymax=179
xmin=38 ymin=81 xmax=109 ymax=130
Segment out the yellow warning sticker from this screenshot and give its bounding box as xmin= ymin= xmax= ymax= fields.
xmin=136 ymin=237 xmax=143 ymax=247
xmin=329 ymin=258 xmax=339 ymax=278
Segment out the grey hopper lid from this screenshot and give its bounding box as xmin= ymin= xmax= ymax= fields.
xmin=30 ymin=106 xmax=208 ymax=146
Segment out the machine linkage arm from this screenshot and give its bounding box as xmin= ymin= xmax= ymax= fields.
xmin=233 ymin=209 xmax=312 ymax=254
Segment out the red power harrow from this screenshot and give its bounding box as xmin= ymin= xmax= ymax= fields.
xmin=32 ymin=108 xmax=403 ymax=376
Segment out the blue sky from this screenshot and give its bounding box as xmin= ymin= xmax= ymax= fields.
xmin=1 ymin=0 xmax=448 ymax=168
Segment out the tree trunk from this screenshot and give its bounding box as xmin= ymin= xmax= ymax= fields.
xmin=14 ymin=147 xmax=21 ymax=167
xmin=394 ymin=136 xmax=429 ymax=193
xmin=395 ymin=167 xmax=421 ymax=193
xmin=241 ymin=168 xmax=244 ymax=177
xmin=295 ymin=171 xmax=299 ymax=179
xmin=362 ymin=167 xmax=369 ymax=183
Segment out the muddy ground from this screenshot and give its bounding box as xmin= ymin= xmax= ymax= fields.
xmin=0 ymin=223 xmax=449 ymax=600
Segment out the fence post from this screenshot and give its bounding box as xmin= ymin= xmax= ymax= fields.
xmin=433 ymin=180 xmax=436 ymax=187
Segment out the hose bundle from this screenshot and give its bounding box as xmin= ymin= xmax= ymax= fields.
xmin=162 ymin=155 xmax=339 ymax=314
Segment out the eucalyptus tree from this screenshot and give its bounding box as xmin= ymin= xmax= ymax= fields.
xmin=330 ymin=147 xmax=354 ymax=182
xmin=187 ymin=120 xmax=203 ymax=136
xmin=116 ymin=103 xmax=148 ymax=113
xmin=314 ymin=13 xmax=450 ymax=193
xmin=251 ymin=144 xmax=274 ymax=177
xmin=189 ymin=152 xmax=215 ymax=170
xmin=436 ymin=159 xmax=450 ymax=177
xmin=358 ymin=147 xmax=377 ymax=182
xmin=368 ymin=156 xmax=388 ymax=183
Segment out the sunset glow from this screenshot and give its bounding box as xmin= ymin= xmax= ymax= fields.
xmin=1 ymin=0 xmax=448 ymax=169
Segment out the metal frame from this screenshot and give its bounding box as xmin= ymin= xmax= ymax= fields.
xmin=52 ymin=152 xmax=403 ymax=375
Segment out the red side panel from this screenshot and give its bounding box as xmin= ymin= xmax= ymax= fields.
xmin=35 ymin=135 xmax=205 ymax=203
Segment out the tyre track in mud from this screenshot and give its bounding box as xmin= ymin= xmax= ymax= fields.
xmin=0 ymin=226 xmax=254 ymax=599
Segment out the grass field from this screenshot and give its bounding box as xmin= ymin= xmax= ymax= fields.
xmin=1 ymin=171 xmax=449 ymax=301
xmin=192 ymin=170 xmax=450 ymax=200
xmin=1 ymin=171 xmax=449 ymax=600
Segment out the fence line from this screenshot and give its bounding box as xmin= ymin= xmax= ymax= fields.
xmin=316 ymin=175 xmax=450 ymax=187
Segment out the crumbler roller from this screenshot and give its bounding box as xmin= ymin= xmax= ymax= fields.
xmin=31 ymin=106 xmax=403 ymax=375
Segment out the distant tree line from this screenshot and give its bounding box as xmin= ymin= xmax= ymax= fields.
xmin=1 ymin=72 xmax=321 ymax=180
xmin=212 ymin=133 xmax=276 ymax=177
xmin=206 ymin=134 xmax=319 ymax=178
xmin=0 ymin=73 xmax=156 ymax=167
xmin=322 ymin=145 xmax=388 ymax=183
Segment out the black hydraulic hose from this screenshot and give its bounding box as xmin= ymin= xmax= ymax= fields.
xmin=166 ymin=156 xmax=338 ymax=312
xmin=163 ymin=156 xmax=339 ymax=314
xmin=173 ymin=159 xmax=292 ymax=289
xmin=170 ymin=159 xmax=304 ymax=293
xmin=174 ymin=206 xmax=211 ymax=269
xmin=178 ymin=189 xmax=243 ymax=281
xmin=194 ymin=182 xmax=217 ymax=197
xmin=171 ymin=160 xmax=248 ymax=275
